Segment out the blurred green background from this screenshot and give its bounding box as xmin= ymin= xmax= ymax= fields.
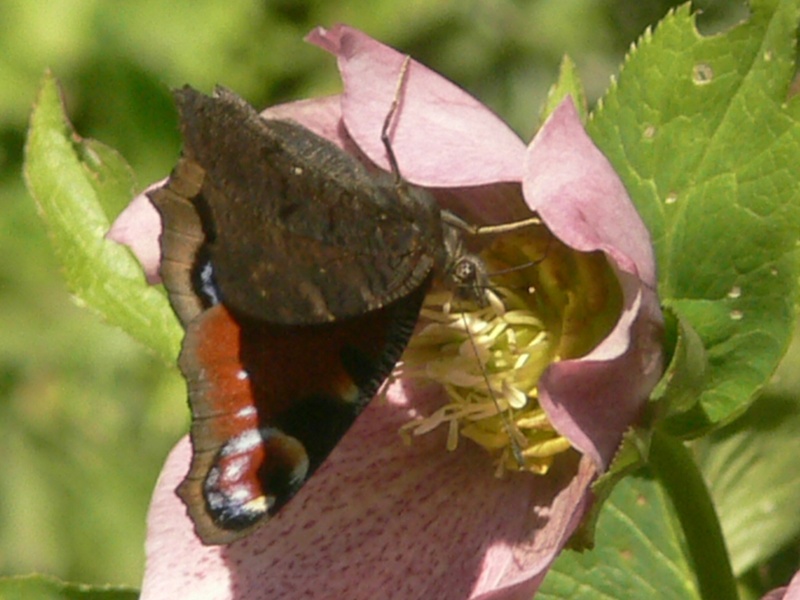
xmin=1 ymin=0 xmax=756 ymax=589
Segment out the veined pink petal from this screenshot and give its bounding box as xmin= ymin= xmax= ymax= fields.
xmin=307 ymin=24 xmax=526 ymax=187
xmin=142 ymin=382 xmax=592 ymax=599
xmin=525 ymin=98 xmax=663 ymax=469
xmin=141 ymin=438 xmax=230 ymax=600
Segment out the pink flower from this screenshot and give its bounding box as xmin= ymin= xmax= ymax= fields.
xmin=113 ymin=25 xmax=663 ymax=600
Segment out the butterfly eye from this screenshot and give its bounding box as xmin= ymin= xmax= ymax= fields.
xmin=453 ymin=257 xmax=477 ymax=286
xmin=449 ymin=255 xmax=490 ymax=307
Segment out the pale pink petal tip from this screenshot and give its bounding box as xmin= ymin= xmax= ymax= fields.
xmin=261 ymin=95 xmax=348 ymax=150
xmin=524 ymin=98 xmax=656 ymax=287
xmin=106 ymin=182 xmax=164 ymax=283
xmin=308 ymin=24 xmax=526 ymax=187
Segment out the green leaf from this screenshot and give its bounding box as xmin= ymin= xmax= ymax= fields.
xmin=589 ymin=0 xmax=800 ymax=436
xmin=23 ymin=71 xmax=180 ymax=363
xmin=542 ymin=55 xmax=588 ymax=122
xmin=652 ymin=307 xmax=709 ymax=420
xmin=568 ymin=426 xmax=652 ymax=551
xmin=538 ymin=468 xmax=702 ymax=600
xmin=694 ymin=391 xmax=800 ymax=575
xmin=0 ymin=574 xmax=137 ymax=600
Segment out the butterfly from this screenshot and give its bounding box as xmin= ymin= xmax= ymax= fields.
xmin=150 ymin=85 xmax=499 ymax=544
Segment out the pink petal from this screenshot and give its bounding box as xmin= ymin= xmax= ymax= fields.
xmin=261 ymin=94 xmax=349 ymax=151
xmin=472 ymin=454 xmax=596 ymax=599
xmin=141 ymin=438 xmax=231 ymax=599
xmin=106 ymin=182 xmax=164 ymax=283
xmin=761 ymin=571 xmax=800 ymax=600
xmin=537 ymin=284 xmax=663 ymax=469
xmin=307 ymin=25 xmax=526 ymax=187
xmin=524 ymin=99 xmax=656 ymax=288
xmin=524 ymin=98 xmax=663 ymax=469
xmin=142 ymin=382 xmax=592 ymax=598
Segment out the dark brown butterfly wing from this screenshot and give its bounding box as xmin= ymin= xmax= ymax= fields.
xmin=148 ymin=86 xmax=444 ymax=544
xmin=152 ymin=86 xmax=444 ymax=326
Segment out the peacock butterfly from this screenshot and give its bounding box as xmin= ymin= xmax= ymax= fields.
xmin=149 ymin=86 xmax=494 ymax=545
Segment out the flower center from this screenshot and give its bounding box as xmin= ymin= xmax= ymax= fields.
xmin=397 ymin=228 xmax=622 ymax=476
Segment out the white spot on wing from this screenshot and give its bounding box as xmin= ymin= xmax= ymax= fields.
xmin=222 ymin=455 xmax=250 ymax=483
xmin=199 ymin=261 xmax=221 ymax=305
xmin=236 ymin=405 xmax=257 ymax=419
xmin=221 ymin=429 xmax=262 ymax=457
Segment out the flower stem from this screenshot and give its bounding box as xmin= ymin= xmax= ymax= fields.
xmin=649 ymin=430 xmax=737 ymax=600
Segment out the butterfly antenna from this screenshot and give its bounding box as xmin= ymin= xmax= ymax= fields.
xmin=486 ymin=234 xmax=554 ymax=279
xmin=459 ymin=312 xmax=526 ymax=468
xmin=441 ymin=209 xmax=543 ymax=239
xmin=381 ymin=55 xmax=412 ymax=185
xmin=474 ymin=217 xmax=543 ymax=235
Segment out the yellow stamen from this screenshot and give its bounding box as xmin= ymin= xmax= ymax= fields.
xmin=398 ymin=229 xmax=622 ymax=477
